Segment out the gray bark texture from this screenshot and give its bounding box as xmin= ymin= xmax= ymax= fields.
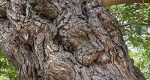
xmin=0 ymin=0 xmax=146 ymax=80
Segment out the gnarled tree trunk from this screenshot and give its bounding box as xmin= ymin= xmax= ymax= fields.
xmin=0 ymin=0 xmax=146 ymax=80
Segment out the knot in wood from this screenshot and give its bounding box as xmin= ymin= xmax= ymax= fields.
xmin=34 ymin=2 xmax=59 ymax=19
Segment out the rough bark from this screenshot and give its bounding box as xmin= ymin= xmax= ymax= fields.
xmin=0 ymin=0 xmax=146 ymax=80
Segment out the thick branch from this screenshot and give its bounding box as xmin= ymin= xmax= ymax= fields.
xmin=103 ymin=0 xmax=150 ymax=6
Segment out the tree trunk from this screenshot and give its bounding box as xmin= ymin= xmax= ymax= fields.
xmin=0 ymin=0 xmax=146 ymax=80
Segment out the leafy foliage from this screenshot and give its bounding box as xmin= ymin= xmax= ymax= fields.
xmin=109 ymin=3 xmax=150 ymax=79
xmin=0 ymin=49 xmax=18 ymax=80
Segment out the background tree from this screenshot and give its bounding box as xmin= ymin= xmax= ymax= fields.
xmin=0 ymin=0 xmax=149 ymax=80
xmin=0 ymin=48 xmax=18 ymax=80
xmin=109 ymin=3 xmax=150 ymax=79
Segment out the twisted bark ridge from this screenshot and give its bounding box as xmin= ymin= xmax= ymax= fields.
xmin=0 ymin=0 xmax=146 ymax=80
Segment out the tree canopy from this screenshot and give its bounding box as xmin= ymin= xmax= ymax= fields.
xmin=109 ymin=3 xmax=150 ymax=79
